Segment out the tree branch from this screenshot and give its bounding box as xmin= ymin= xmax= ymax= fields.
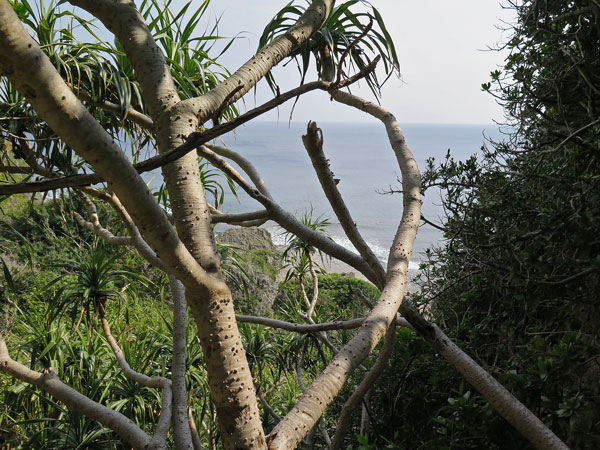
xmin=72 ymin=192 xmax=132 ymax=246
xmin=79 ymin=187 xmax=164 ymax=270
xmin=205 ymin=144 xmax=272 ymax=199
xmin=75 ymin=87 xmax=154 ymax=131
xmin=302 ymin=121 xmax=386 ymax=287
xmin=151 ymin=385 xmax=173 ymax=450
xmin=210 ymin=209 xmax=271 ymax=227
xmin=188 ymin=408 xmax=204 ymax=450
xmin=235 ymin=314 xmax=412 ymax=334
xmin=330 ymin=321 xmax=397 ymax=450
xmin=267 ymin=92 xmax=422 ymax=450
xmin=258 ymin=391 xmax=282 ymax=423
xmin=399 ymin=301 xmax=569 ymax=450
xmin=169 ymin=275 xmax=194 ymax=450
xmin=99 ymin=304 xmax=170 ymax=389
xmin=173 ymin=0 xmax=336 ymax=122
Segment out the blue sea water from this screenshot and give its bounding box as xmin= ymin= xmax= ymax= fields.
xmin=210 ymin=121 xmax=501 ymax=269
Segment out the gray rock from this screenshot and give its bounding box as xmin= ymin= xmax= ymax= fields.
xmin=218 ymin=226 xmax=276 ymax=252
xmin=217 ymin=227 xmax=281 ymax=315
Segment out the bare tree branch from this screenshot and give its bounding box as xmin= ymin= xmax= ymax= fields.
xmin=210 ymin=209 xmax=271 ymax=226
xmin=330 ymin=321 xmax=397 ymax=450
xmin=205 ymin=144 xmax=273 ymax=199
xmin=235 ymin=315 xmax=412 ymax=334
xmin=302 ymin=121 xmax=386 ymax=287
xmin=72 ymin=192 xmax=132 ymax=246
xmin=99 ymin=304 xmax=170 ymax=389
xmin=259 ymin=391 xmax=282 ymax=423
xmin=168 ymin=275 xmax=195 ymax=450
xmin=151 ymin=385 xmax=173 ymax=450
xmin=79 ymin=187 xmax=164 ymax=270
xmin=74 ymin=87 xmax=154 ymax=131
xmin=188 ymin=408 xmax=204 ymax=450
xmin=399 ymin=301 xmax=569 ymax=450
xmin=267 ymin=91 xmax=421 ymax=450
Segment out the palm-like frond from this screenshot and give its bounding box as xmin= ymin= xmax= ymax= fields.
xmin=258 ymin=0 xmax=400 ymax=97
xmin=43 ymin=241 xmax=147 ymax=323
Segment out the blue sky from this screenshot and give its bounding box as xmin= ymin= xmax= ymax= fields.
xmin=207 ymin=1 xmax=515 ymax=125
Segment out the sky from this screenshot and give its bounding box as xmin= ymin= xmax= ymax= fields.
xmin=206 ymin=1 xmax=516 ymax=125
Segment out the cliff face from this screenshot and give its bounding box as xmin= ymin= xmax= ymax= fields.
xmin=218 ymin=227 xmax=282 ymax=315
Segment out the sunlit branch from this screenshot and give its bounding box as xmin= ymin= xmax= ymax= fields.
xmin=302 ymin=121 xmax=386 ymax=287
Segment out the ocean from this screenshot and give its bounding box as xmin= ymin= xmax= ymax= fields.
xmin=209 ymin=121 xmax=501 ymax=270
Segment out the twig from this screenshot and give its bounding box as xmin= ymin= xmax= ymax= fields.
xmin=335 ymin=14 xmax=374 ymax=85
xmin=421 ymin=214 xmax=446 ymax=232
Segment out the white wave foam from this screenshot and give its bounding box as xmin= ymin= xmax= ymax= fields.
xmin=265 ymin=224 xmax=423 ymax=273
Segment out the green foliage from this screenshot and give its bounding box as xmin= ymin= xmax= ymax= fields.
xmin=354 ymin=2 xmax=600 ymax=449
xmin=258 ymin=0 xmax=400 ymax=97
xmin=1 ymin=300 xmax=167 ymax=449
xmin=281 ymin=209 xmax=331 ymax=282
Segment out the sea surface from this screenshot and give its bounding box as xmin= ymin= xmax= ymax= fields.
xmin=207 ymin=121 xmax=502 ymax=270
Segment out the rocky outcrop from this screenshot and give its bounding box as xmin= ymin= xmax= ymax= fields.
xmin=217 ymin=227 xmax=281 ymax=315
xmin=218 ymin=227 xmax=276 ymax=252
